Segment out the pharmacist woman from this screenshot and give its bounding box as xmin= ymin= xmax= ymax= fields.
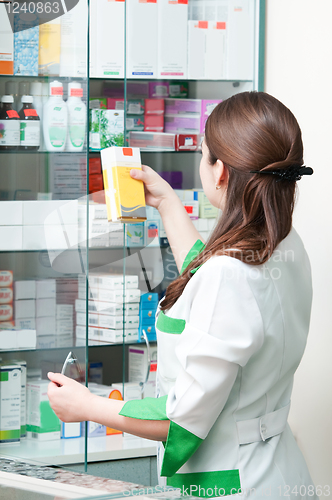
xmin=48 ymin=92 xmax=318 ymax=500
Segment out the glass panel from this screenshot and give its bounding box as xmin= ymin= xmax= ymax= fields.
xmin=0 ymin=0 xmax=88 ymax=470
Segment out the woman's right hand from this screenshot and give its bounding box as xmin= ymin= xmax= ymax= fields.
xmin=130 ymin=165 xmax=173 ymax=210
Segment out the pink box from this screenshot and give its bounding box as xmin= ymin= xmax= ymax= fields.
xmin=129 ymin=132 xmax=175 ymax=150
xmin=165 ymin=98 xmax=201 ymax=114
xmin=144 ymin=115 xmax=164 ymax=132
xmin=200 ymin=99 xmax=222 ymax=133
xmin=148 ymin=81 xmax=169 ymax=98
xmin=145 ymin=99 xmax=164 ymax=115
xmin=164 ymin=115 xmax=200 ymax=134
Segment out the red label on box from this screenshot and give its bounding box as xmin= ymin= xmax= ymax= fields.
xmin=24 ymin=109 xmax=38 ymax=117
xmin=7 ymin=110 xmax=19 ymax=118
xmin=197 ymin=21 xmax=208 ymax=29
xmin=150 ymin=363 xmax=157 ymax=372
xmin=148 ymin=228 xmax=158 ymax=238
xmin=216 ymin=22 xmax=226 ymax=30
xmin=184 ymin=206 xmax=193 ymax=214
xmin=123 ymin=147 xmax=133 ymax=156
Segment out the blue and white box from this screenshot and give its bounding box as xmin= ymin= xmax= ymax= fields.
xmin=140 ymin=292 xmax=158 ymax=309
xmin=13 ymin=19 xmax=39 ymax=76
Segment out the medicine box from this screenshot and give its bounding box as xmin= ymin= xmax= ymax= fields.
xmin=139 ymin=324 xmax=156 ymax=342
xmin=157 ymin=0 xmax=188 ymax=79
xmin=36 ymin=298 xmax=56 ymax=318
xmin=0 ymin=363 xmax=21 ymax=443
xmin=0 ymin=288 xmax=13 ymax=304
xmin=145 ymin=99 xmax=165 ymax=115
xmin=36 ymin=316 xmax=56 ymax=336
xmin=84 ymin=287 xmax=141 ymax=304
xmin=140 ymin=292 xmax=158 ymax=309
xmin=0 ymin=227 xmax=23 ymax=251
xmin=61 ymin=422 xmax=81 ymax=439
xmin=14 ymin=281 xmax=36 ymax=300
xmin=129 ymin=132 xmax=175 ymax=151
xmin=165 ymin=99 xmax=201 ymax=115
xmin=112 ymin=382 xmax=142 ymax=402
xmin=126 ymin=0 xmax=158 ymax=79
xmin=126 ymin=116 xmax=145 ymax=132
xmin=107 ymin=98 xmax=145 ymax=115
xmin=90 ymin=0 xmax=124 ymax=78
xmin=200 ymin=100 xmax=222 ymax=133
xmin=11 ymin=360 xmax=27 ymax=438
xmin=129 ymin=345 xmax=157 ymax=397
xmin=0 ymin=304 xmax=13 ymax=322
xmin=101 ymin=146 xmax=146 ymax=223
xmin=0 ymin=201 xmax=23 ymax=225
xmin=87 ymin=273 xmax=139 ymax=290
xmin=59 ymin=0 xmax=87 ymax=77
xmin=89 ymin=97 xmax=107 ymax=109
xmin=38 ymin=19 xmax=61 ymax=76
xmin=0 ymin=5 xmax=14 ymax=75
xmin=144 ymin=115 xmax=164 ymax=133
xmin=36 ymin=279 xmax=56 ymax=299
xmin=148 ymin=81 xmax=169 ymax=98
xmin=27 ymin=380 xmax=60 ymax=440
xmin=175 ymin=134 xmax=203 ymax=151
xmin=165 ymin=115 xmax=201 ymax=134
xmin=139 ymin=308 xmax=156 ymax=326
xmin=89 ymin=110 xmax=124 ymax=151
xmin=16 ymin=318 xmax=36 ymax=330
xmin=14 ymin=18 xmax=39 ymax=76
xmin=14 ymin=300 xmax=35 ymax=320
xmin=145 ymin=220 xmax=160 ymax=247
xmin=0 ymin=271 xmax=13 ymax=288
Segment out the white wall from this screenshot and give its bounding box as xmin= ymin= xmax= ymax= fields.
xmin=265 ymin=0 xmax=332 ymax=491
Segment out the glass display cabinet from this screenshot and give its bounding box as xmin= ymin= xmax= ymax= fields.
xmin=0 ymin=0 xmax=265 ymax=484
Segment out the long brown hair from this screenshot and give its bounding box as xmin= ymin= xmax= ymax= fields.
xmin=161 ymin=91 xmax=304 ymax=312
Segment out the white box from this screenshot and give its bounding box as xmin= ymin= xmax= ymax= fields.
xmin=36 ymin=298 xmax=56 ymax=318
xmin=88 ymin=274 xmax=139 ymax=290
xmin=0 ymin=201 xmax=23 ymax=225
xmin=84 ymin=288 xmax=141 ymax=304
xmin=14 ymin=281 xmax=36 ymax=300
xmin=36 ymin=336 xmax=56 ymax=349
xmin=157 ymin=0 xmax=188 ymax=79
xmin=227 ymin=0 xmax=254 ymax=80
xmin=187 ymin=20 xmax=206 ymax=80
xmin=23 ymin=225 xmax=79 ymax=250
xmin=129 ymin=345 xmax=158 ymax=398
xmin=36 ymin=316 xmax=56 ymax=336
xmin=60 ymin=0 xmax=87 ymax=77
xmin=56 ymin=304 xmax=73 ymax=319
xmin=56 ymin=319 xmax=73 ymax=336
xmin=61 ymin=421 xmax=81 ymax=439
xmin=11 ymin=360 xmax=27 ymax=438
xmin=27 ymin=380 xmax=60 ymax=440
xmin=15 ymin=318 xmax=36 ymax=330
xmin=75 ymin=324 xmax=86 ymax=339
xmin=16 ymin=329 xmax=37 ymax=349
xmin=14 ymin=299 xmax=36 ymax=320
xmin=112 ymin=382 xmax=142 ymax=401
xmin=36 ymin=279 xmax=56 ymax=299
xmin=126 ymin=0 xmax=158 ymax=79
xmin=0 ymin=5 xmax=13 ymax=75
xmin=90 ymin=0 xmax=124 ymax=78
xmin=22 ymin=200 xmax=78 ymax=226
xmin=0 ymin=227 xmax=22 ymax=251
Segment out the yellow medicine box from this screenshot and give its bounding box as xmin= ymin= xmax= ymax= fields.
xmin=101 ymin=146 xmax=146 ymax=223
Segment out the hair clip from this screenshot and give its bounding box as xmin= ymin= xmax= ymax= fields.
xmin=250 ymin=165 xmax=314 ymax=182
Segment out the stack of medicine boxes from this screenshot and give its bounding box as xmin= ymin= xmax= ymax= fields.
xmin=76 ymin=273 xmax=140 ymax=343
xmin=139 ymin=292 xmax=159 ymax=342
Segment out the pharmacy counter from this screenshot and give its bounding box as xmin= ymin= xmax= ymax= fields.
xmin=0 ymin=434 xmax=156 ymax=466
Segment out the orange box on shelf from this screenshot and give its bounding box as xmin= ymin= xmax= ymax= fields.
xmin=0 ymin=287 xmax=13 ymax=304
xmin=0 ymin=270 xmax=13 ymax=288
xmin=89 ymin=174 xmax=104 ymax=193
xmin=89 ymin=157 xmax=102 ymax=175
xmin=145 ymin=98 xmax=164 ymax=115
xmin=106 ymin=389 xmax=123 ymax=435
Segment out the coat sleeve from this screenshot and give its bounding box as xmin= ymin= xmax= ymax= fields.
xmin=120 ymin=256 xmax=264 ymax=477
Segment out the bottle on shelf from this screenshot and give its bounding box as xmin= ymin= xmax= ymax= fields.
xmin=18 ymin=81 xmax=30 ymax=102
xmin=30 ymin=82 xmax=44 ymax=151
xmin=5 ymin=81 xmax=20 ymax=112
xmin=66 ymin=82 xmax=87 ymax=152
xmin=18 ymin=95 xmax=41 ymax=151
xmin=43 ymin=80 xmax=68 ymax=152
xmin=0 ymin=95 xmax=20 ymax=151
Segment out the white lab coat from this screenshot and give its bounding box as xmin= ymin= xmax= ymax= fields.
xmin=120 ymin=227 xmax=317 ymax=499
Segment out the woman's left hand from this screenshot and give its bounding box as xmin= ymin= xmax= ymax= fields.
xmin=47 ymin=372 xmax=95 ymax=422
